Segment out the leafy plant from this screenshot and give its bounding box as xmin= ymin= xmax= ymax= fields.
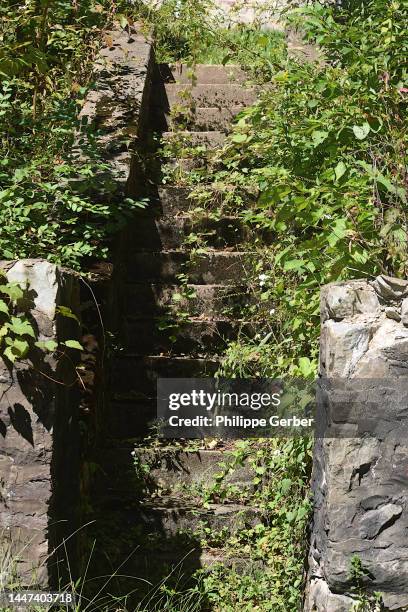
xmin=0 ymin=276 xmax=82 ymax=367
xmin=0 ymin=0 xmax=147 ymax=270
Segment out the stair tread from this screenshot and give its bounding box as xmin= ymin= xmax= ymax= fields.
xmin=160 ymin=63 xmax=247 ymax=85
xmin=138 ymin=497 xmax=255 ymax=513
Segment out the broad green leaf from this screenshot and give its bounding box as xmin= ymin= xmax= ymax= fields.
xmin=298 ymin=357 xmax=313 ymax=377
xmin=352 ymin=122 xmax=370 ymax=140
xmin=57 ymin=306 xmax=79 ymax=323
xmin=334 ymin=161 xmax=347 ymax=181
xmin=9 ymin=317 xmax=35 ymax=338
xmin=0 ymin=283 xmax=24 ymax=304
xmin=283 ymin=259 xmax=306 ymax=272
xmin=0 ymin=300 xmax=9 ymax=315
xmin=311 ymin=130 xmax=328 ymax=147
xmin=63 ymin=340 xmax=84 ymax=350
xmin=3 ymin=339 xmax=29 ymax=362
xmin=117 ymin=13 xmax=128 ymax=29
xmin=231 ymin=133 xmax=248 ymax=144
xmin=35 ymin=340 xmax=58 ymax=352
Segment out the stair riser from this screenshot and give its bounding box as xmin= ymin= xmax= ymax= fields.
xmin=165 ymin=84 xmax=257 ymax=109
xmin=125 ymin=284 xmax=249 ymax=318
xmin=105 ymin=448 xmax=253 ymax=489
xmin=101 ymin=506 xmax=261 ymax=538
xmin=107 ymin=402 xmax=155 ymax=438
xmin=127 ymin=252 xmax=251 ymax=284
xmin=123 ymin=319 xmax=251 ymax=355
xmin=163 ymin=107 xmax=245 ymax=132
xmin=160 ymin=63 xmax=246 ymax=84
xmin=128 ymin=217 xmax=251 ymax=250
xmin=162 ymin=130 xmax=226 ymax=149
xmin=111 ymin=357 xmax=218 ymax=400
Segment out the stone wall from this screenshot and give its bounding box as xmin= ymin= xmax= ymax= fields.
xmin=0 ymin=260 xmax=80 ymax=587
xmin=0 ymin=28 xmax=154 ymax=590
xmin=305 ymin=276 xmax=408 ymax=611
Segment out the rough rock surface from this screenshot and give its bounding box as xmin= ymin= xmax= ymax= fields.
xmin=0 ymin=260 xmax=80 ymax=587
xmin=78 ymin=26 xmax=153 ymax=198
xmin=305 ymin=277 xmax=408 ymax=611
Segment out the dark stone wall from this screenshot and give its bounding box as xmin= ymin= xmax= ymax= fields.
xmin=0 ymin=260 xmax=80 ymax=587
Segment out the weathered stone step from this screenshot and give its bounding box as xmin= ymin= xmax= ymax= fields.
xmin=162 ymin=106 xmax=245 ymax=132
xmin=111 ymin=355 xmax=219 ymax=399
xmin=129 ymin=215 xmax=251 ymax=250
xmin=128 ymin=550 xmax=258 ymax=575
xmin=127 ymin=251 xmax=251 ymax=284
xmin=101 ymin=497 xmax=261 ymax=537
xmin=162 ymin=158 xmax=209 ymax=177
xmin=190 ymin=106 xmax=245 ymax=131
xmin=162 ymin=130 xmax=226 ymax=149
xmin=136 ymin=186 xmax=194 ymax=217
xmin=165 ymin=83 xmax=257 ymax=108
xmin=103 ymin=446 xmax=253 ymax=490
xmin=125 ymin=283 xmax=249 ymax=318
xmin=160 ymin=63 xmax=246 ymax=84
xmin=123 ymin=317 xmax=251 ymax=355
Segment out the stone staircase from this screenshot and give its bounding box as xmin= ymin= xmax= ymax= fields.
xmin=95 ymin=64 xmax=261 ymax=596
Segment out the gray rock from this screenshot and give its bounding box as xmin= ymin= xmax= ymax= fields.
xmin=385 ymin=306 xmax=401 ymax=321
xmin=401 ymin=298 xmax=408 ymax=327
xmin=372 ymin=275 xmax=408 ymax=301
xmin=359 ymin=504 xmax=402 ymax=539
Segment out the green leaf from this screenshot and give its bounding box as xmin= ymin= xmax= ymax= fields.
xmin=231 ymin=133 xmax=248 ymax=144
xmin=3 ymin=338 xmax=29 ymax=362
xmin=0 ymin=283 xmax=24 ymax=304
xmin=352 ymin=122 xmax=370 ymax=140
xmin=283 ymin=259 xmax=306 ymax=272
xmin=298 ymin=357 xmax=313 ymax=377
xmin=311 ymin=130 xmax=328 ymax=147
xmin=35 ymin=340 xmax=58 ymax=352
xmin=63 ymin=340 xmax=84 ymax=351
xmin=57 ymin=306 xmax=79 ymax=323
xmin=8 ymin=317 xmax=35 ymax=338
xmin=334 ymin=161 xmax=347 ymax=181
xmin=0 ymin=300 xmax=9 ymax=315
xmin=117 ymin=13 xmax=129 ymax=29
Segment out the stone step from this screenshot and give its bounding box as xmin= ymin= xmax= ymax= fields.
xmin=188 ymin=106 xmax=246 ymax=131
xmin=128 ymin=215 xmax=251 ymax=250
xmin=102 ymin=446 xmax=253 ymax=491
xmin=136 ymin=186 xmax=194 ymax=217
xmin=162 ymin=130 xmax=226 ymax=149
xmin=127 ymin=550 xmax=258 ymax=576
xmin=160 ymin=63 xmax=246 ymax=84
xmin=100 ymin=497 xmax=261 ymax=538
xmin=123 ymin=317 xmax=251 ymax=355
xmin=127 ymin=251 xmax=251 ymax=284
xmin=125 ymin=283 xmax=249 ymax=318
xmin=107 ymin=401 xmax=156 ymax=438
xmin=162 ymin=106 xmax=245 ymax=132
xmin=165 ymin=83 xmax=257 ymax=109
xmin=111 ymin=355 xmax=219 ymax=400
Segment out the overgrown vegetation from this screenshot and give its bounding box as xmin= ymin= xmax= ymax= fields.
xmin=0 ymin=0 xmax=143 ymax=270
